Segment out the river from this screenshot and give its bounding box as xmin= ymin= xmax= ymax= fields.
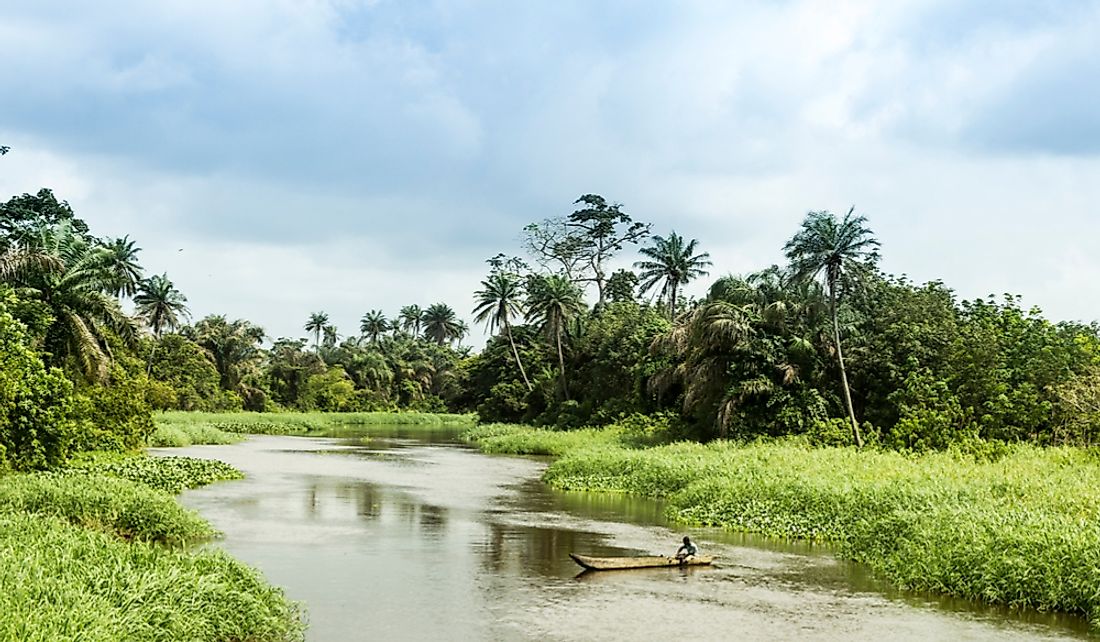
xmin=154 ymin=427 xmax=1093 ymax=641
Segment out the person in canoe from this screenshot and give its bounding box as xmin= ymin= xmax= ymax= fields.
xmin=675 ymin=536 xmax=697 ymax=562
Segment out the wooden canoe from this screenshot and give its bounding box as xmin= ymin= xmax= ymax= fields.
xmin=570 ymin=553 xmax=716 ymax=571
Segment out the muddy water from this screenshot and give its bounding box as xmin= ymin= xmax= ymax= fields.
xmin=156 ymin=429 xmax=1092 ymax=641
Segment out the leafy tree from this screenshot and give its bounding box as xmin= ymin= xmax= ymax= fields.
xmin=134 ymin=274 xmax=190 ymax=338
xmin=145 ymin=334 xmax=221 ymax=410
xmin=0 ymin=189 xmax=89 ymax=251
xmin=526 ymin=274 xmax=584 ymax=400
xmin=188 ymin=315 xmax=264 ymax=391
xmin=360 ymin=310 xmax=388 ymax=344
xmin=567 ymin=195 xmax=650 ymax=306
xmin=606 ymin=269 xmax=639 ymax=304
xmin=305 ymin=311 xmax=329 ymax=353
xmin=473 ymin=271 xmax=532 ymax=390
xmin=398 ymin=305 xmax=423 ymax=336
xmin=784 ymin=207 xmax=880 ymax=447
xmin=265 ymin=337 xmax=324 ymax=407
xmin=3 ymin=222 xmax=137 ymax=380
xmin=423 ymin=303 xmax=462 ymax=345
xmin=635 ymin=231 xmax=712 ymax=318
xmin=102 ymin=235 xmax=143 ymax=297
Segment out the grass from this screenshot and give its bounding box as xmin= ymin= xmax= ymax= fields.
xmin=0 ymin=452 xmax=302 ymax=640
xmin=157 ymin=410 xmax=477 ymax=436
xmin=148 ymin=422 xmax=243 ymax=447
xmin=463 ymin=423 xmax=1100 ymax=624
xmin=0 ymin=513 xmax=303 ymax=642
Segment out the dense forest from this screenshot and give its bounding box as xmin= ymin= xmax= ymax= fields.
xmin=1 ymin=185 xmax=1099 ymax=471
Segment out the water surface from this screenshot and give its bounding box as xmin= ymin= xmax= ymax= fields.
xmin=156 ymin=428 xmax=1092 ymax=641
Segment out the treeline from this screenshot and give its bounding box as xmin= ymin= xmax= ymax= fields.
xmin=1 ymin=188 xmax=1098 ymax=471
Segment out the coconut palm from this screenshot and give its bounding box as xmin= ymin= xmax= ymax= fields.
xmin=473 ymin=272 xmax=532 ymax=390
xmin=525 ymin=274 xmax=584 ymax=399
xmin=134 ymin=273 xmax=190 ymax=338
xmin=360 ymin=310 xmax=388 ymax=344
xmin=5 ymin=222 xmax=137 ymax=379
xmin=102 ymin=235 xmax=143 ymax=297
xmin=305 ymin=311 xmax=329 ymax=353
xmin=635 ymin=232 xmax=712 ymax=318
xmin=188 ymin=315 xmax=265 ymax=390
xmin=322 ymin=324 xmax=340 ymax=349
xmin=784 ymin=207 xmax=880 ymax=447
xmin=422 ymin=303 xmax=462 ymax=345
xmin=399 ymin=305 xmax=424 ymax=336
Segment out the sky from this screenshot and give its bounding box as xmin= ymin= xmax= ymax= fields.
xmin=1 ymin=0 xmax=1098 ymax=346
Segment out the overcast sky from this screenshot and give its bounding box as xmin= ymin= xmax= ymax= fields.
xmin=1 ymin=0 xmax=1098 ymax=345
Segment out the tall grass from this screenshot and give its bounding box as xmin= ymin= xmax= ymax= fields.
xmin=465 ymin=423 xmax=1100 ymax=623
xmin=157 ymin=410 xmax=477 ymax=436
xmin=148 ymin=423 xmax=243 ymax=447
xmin=0 ymin=513 xmax=303 ymax=642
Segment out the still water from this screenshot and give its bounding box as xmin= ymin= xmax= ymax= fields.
xmin=155 ymin=428 xmax=1092 ymax=641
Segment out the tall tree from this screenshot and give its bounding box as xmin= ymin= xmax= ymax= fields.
xmin=102 ymin=235 xmax=143 ymax=297
xmin=2 ymin=222 xmax=137 ymax=380
xmin=635 ymin=231 xmax=712 ymax=318
xmin=526 ymin=274 xmax=584 ymax=400
xmin=360 ymin=310 xmax=388 ymax=344
xmin=322 ymin=324 xmax=340 ymax=349
xmin=305 ymin=311 xmax=329 ymax=353
xmin=399 ymin=304 xmax=424 ymax=336
xmin=0 ymin=189 xmax=89 ymax=251
xmin=473 ymin=271 xmax=532 ymax=390
xmin=188 ymin=315 xmax=265 ymax=390
xmin=784 ymin=207 xmax=880 ymax=448
xmin=568 ymin=194 xmax=650 ymax=306
xmin=134 ymin=273 xmax=190 ymax=338
xmin=422 ymin=303 xmax=462 ymax=345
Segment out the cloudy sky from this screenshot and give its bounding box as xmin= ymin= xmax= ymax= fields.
xmin=1 ymin=0 xmax=1098 ymax=344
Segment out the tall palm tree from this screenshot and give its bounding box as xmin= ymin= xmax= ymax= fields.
xmin=473 ymin=272 xmax=532 ymax=390
xmin=525 ymin=274 xmax=584 ymax=400
xmin=134 ymin=273 xmax=190 ymax=338
xmin=322 ymin=324 xmax=340 ymax=349
xmin=360 ymin=310 xmax=388 ymax=344
xmin=635 ymin=232 xmax=712 ymax=318
xmin=3 ymin=222 xmax=137 ymax=380
xmin=102 ymin=235 xmax=143 ymax=297
xmin=422 ymin=303 xmax=462 ymax=345
xmin=188 ymin=315 xmax=265 ymax=390
xmin=305 ymin=311 xmax=329 ymax=353
xmin=784 ymin=207 xmax=880 ymax=447
xmin=398 ymin=305 xmax=423 ymax=336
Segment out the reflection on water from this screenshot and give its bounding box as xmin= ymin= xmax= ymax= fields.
xmin=156 ymin=428 xmax=1093 ymax=641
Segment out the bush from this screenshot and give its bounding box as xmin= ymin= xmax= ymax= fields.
xmin=71 ymin=363 xmax=155 ymax=454
xmin=0 ymin=306 xmax=75 ymax=470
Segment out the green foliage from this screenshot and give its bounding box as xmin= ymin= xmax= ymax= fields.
xmin=0 ymin=513 xmax=303 ymax=641
xmin=147 ymin=422 xmax=242 ymax=447
xmin=0 ymin=303 xmax=75 ymax=471
xmin=300 ymin=367 xmax=358 ymax=411
xmin=69 ymin=455 xmax=244 ymax=495
xmin=71 ymin=362 xmax=155 ymax=453
xmin=146 ymin=334 xmax=222 ymax=410
xmin=0 ymin=472 xmax=214 ymax=543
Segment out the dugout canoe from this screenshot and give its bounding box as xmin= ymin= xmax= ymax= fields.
xmin=569 ymin=553 xmax=716 ymax=571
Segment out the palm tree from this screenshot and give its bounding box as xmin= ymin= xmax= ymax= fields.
xmin=188 ymin=315 xmax=265 ymax=390
xmin=422 ymin=303 xmax=462 ymax=345
xmin=3 ymin=222 xmax=137 ymax=380
xmin=784 ymin=207 xmax=880 ymax=447
xmin=102 ymin=235 xmax=143 ymax=297
xmin=323 ymin=324 xmax=340 ymax=349
xmin=525 ymin=274 xmax=584 ymax=399
xmin=399 ymin=305 xmax=424 ymax=336
xmin=134 ymin=273 xmax=190 ymax=338
xmin=360 ymin=310 xmax=388 ymax=344
xmin=473 ymin=272 xmax=532 ymax=390
xmin=635 ymin=232 xmax=712 ymax=318
xmin=305 ymin=311 xmax=329 ymax=353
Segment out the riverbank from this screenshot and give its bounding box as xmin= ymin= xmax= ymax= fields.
xmin=0 ymin=454 xmax=303 ymax=642
xmin=463 ymin=423 xmax=1100 ymax=625
xmin=151 ymin=410 xmax=476 ymax=444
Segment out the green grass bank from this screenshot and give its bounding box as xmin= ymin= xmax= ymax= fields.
xmin=0 ymin=455 xmax=303 ymax=641
xmin=154 ymin=410 xmax=477 ymax=439
xmin=464 ymin=423 xmax=1100 ymax=624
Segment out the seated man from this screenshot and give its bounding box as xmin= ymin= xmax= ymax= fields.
xmin=675 ymin=536 xmax=697 ymax=562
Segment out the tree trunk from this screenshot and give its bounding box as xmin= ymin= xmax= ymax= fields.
xmin=830 ymin=282 xmax=863 ymax=448
xmin=669 ymin=282 xmax=678 ymax=319
xmin=555 ymin=319 xmax=569 ymax=401
xmin=505 ymin=320 xmax=532 ymax=391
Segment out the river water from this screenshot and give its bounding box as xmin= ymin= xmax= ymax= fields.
xmin=155 ymin=427 xmax=1093 ymax=641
